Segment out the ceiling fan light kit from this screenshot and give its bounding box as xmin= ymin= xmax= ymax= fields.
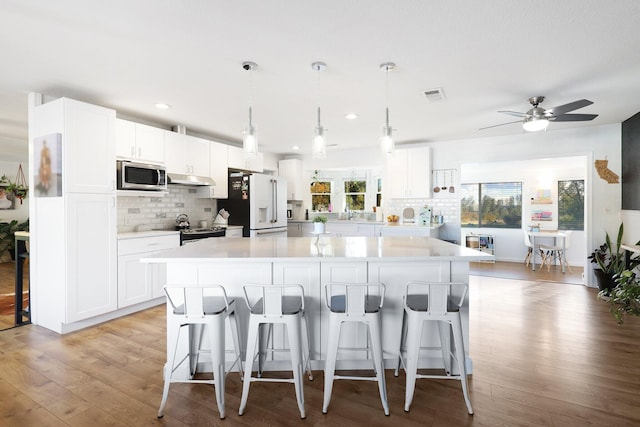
xmin=481 ymin=95 xmax=598 ymax=132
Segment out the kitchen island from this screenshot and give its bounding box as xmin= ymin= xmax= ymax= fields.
xmin=142 ymin=236 xmax=491 ymax=377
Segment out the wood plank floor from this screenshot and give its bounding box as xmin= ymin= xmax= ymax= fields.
xmin=1 ymin=273 xmax=639 ymax=426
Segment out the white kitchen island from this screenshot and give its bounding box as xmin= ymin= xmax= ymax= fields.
xmin=142 ymin=236 xmax=492 ymax=377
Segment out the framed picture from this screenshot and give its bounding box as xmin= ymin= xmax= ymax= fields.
xmin=33 ymin=133 xmax=62 ymax=197
xmin=531 ymin=189 xmax=552 ymax=204
xmin=531 ymin=210 xmax=553 ymax=221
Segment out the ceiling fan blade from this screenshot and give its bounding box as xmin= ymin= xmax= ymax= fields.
xmin=544 ymin=99 xmax=593 ymax=116
xmin=498 ymin=110 xmax=527 ymax=117
xmin=549 ymin=113 xmax=599 ymax=122
xmin=479 ymin=120 xmax=523 ymax=130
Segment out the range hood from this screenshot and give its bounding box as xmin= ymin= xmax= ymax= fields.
xmin=167 ymin=173 xmax=216 ymax=186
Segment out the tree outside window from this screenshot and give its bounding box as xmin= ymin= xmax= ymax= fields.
xmin=310 ymin=180 xmax=331 ymax=211
xmin=344 ymin=180 xmax=366 ymax=211
xmin=461 ymin=182 xmax=522 ymax=228
xmin=558 ymin=180 xmax=584 ymax=230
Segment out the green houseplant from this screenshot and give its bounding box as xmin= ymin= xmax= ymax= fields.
xmin=312 ymin=215 xmax=327 ymax=233
xmin=588 ymin=223 xmax=640 ymax=295
xmin=0 ymin=218 xmax=29 ymax=260
xmin=604 ymin=269 xmax=640 ymax=325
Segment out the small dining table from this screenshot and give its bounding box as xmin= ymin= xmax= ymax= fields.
xmin=529 ymin=230 xmax=567 ymax=273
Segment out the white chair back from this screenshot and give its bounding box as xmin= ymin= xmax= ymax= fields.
xmin=242 ymin=284 xmax=305 ymax=317
xmin=523 ymin=229 xmax=533 ymax=249
xmin=324 ymin=282 xmax=385 ymax=315
xmin=164 ymin=285 xmax=229 ymax=319
xmin=404 ymin=282 xmax=467 ymax=316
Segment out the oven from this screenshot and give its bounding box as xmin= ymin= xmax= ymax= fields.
xmin=180 ymin=227 xmax=226 ymax=245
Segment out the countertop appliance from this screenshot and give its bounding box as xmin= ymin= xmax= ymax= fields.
xmin=175 ymin=213 xmax=190 ymax=230
xmin=180 ymin=226 xmax=226 ymax=245
xmin=219 ymin=172 xmax=288 ymax=237
xmin=116 ymin=160 xmax=167 ymax=191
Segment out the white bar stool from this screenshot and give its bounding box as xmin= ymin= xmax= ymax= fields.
xmin=322 ymin=282 xmax=389 ymax=416
xmin=395 ymin=281 xmax=473 ymax=415
xmin=239 ymin=284 xmax=313 ymax=419
xmin=158 ymin=285 xmax=243 ymax=420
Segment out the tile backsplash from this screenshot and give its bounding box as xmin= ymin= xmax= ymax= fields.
xmin=117 ymin=187 xmax=217 ymax=232
xmin=386 ymin=196 xmax=460 ymax=243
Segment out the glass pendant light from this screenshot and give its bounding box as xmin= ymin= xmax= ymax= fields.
xmin=242 ymin=61 xmax=259 ymax=158
xmin=312 ymin=61 xmax=327 ymax=159
xmin=380 ymin=62 xmax=396 ymax=154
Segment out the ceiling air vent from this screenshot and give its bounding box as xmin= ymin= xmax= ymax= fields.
xmin=423 ymin=87 xmax=445 ymax=102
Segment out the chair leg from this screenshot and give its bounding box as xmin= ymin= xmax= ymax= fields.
xmin=322 ymin=316 xmax=341 ymax=414
xmin=257 ymin=323 xmax=271 ymax=378
xmin=451 ymin=316 xmax=473 ymax=415
xmin=395 ymin=310 xmax=407 ymax=377
xmin=239 ymin=318 xmax=259 ymax=416
xmin=158 ymin=326 xmax=182 ymax=418
xmin=404 ymin=311 xmax=422 ymax=412
xmin=301 ymin=314 xmax=314 ymax=380
xmin=228 ymin=310 xmax=244 ymax=379
xmin=287 ymin=317 xmax=306 ymax=419
xmin=368 ymin=315 xmax=389 ymax=416
xmin=209 ymin=317 xmax=227 ymax=419
xmin=437 ymin=320 xmax=453 ymax=375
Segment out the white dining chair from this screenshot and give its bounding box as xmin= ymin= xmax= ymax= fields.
xmin=540 ymin=230 xmax=573 ymax=272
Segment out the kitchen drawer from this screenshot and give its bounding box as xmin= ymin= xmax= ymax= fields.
xmin=118 ymin=235 xmax=179 ymax=256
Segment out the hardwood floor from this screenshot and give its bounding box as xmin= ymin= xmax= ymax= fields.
xmin=1 ymin=273 xmax=639 ymax=426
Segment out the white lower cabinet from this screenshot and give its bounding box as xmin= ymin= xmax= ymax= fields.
xmin=288 ymin=222 xmax=313 ymax=237
xmin=117 ymin=234 xmax=179 ymax=308
xmin=225 ymin=226 xmax=243 ymax=238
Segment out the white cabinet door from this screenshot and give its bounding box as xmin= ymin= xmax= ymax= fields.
xmin=135 ymin=123 xmax=165 ymax=164
xmin=288 ymin=223 xmax=302 ymax=237
xmin=385 ymin=147 xmax=431 ymax=199
xmin=210 ymin=141 xmax=229 ymax=199
xmin=327 ymin=222 xmax=358 ymax=237
xmin=117 ymin=234 xmax=180 ymax=307
xmin=116 ymin=120 xmax=165 ymax=164
xmin=278 ymin=158 xmax=303 ymax=200
xmin=225 ymin=227 xmax=243 ymax=237
xmin=64 ymin=99 xmax=116 ymax=194
xmin=164 ymin=131 xmax=189 ymax=174
xmin=228 ymin=145 xmax=264 ymax=172
xmin=189 ymin=136 xmax=211 ymax=177
xmin=165 ymin=132 xmax=210 ymax=175
xmin=66 ymin=193 xmax=117 ymax=322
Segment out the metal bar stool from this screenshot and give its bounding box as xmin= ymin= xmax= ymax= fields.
xmin=239 ymin=284 xmax=313 ymax=419
xmin=322 ymin=282 xmax=389 ymax=416
xmin=158 ymin=285 xmax=243 ymax=419
xmin=395 ymin=281 xmax=473 ymax=415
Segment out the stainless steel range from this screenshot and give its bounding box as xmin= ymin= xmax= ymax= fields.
xmin=180 ymin=227 xmax=226 ymax=245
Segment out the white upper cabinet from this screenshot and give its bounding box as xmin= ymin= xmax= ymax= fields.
xmin=115 ymin=119 xmax=165 ymax=164
xmin=210 ymin=141 xmax=229 ymax=198
xmin=278 ymin=158 xmax=303 ymax=200
xmin=385 ymin=147 xmax=432 ymax=199
xmin=165 ymin=131 xmax=211 ymax=176
xmin=228 ymin=145 xmax=264 ymax=173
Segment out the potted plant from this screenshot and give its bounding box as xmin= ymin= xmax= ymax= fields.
xmin=588 ymin=223 xmax=640 ymax=295
xmin=0 ymin=218 xmax=29 ymax=261
xmin=603 ymin=269 xmax=640 ymax=325
xmin=312 ymin=215 xmax=327 ymax=233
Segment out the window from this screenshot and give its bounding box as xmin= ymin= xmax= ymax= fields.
xmin=344 ymin=180 xmax=366 ymax=211
xmin=461 ymin=182 xmax=522 ymax=228
xmin=558 ymin=180 xmax=584 ymax=230
xmin=310 ymin=180 xmax=331 ymax=211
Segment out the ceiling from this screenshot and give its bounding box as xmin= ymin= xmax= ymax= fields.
xmin=1 ymin=0 xmax=640 ymax=158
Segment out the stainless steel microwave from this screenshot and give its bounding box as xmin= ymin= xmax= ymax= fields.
xmin=116 ymin=160 xmax=167 ymax=191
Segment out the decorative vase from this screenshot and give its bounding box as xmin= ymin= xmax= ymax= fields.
xmin=313 ymin=222 xmax=325 ymax=234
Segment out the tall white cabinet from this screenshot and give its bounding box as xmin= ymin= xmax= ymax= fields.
xmin=30 ymin=97 xmax=117 ymax=333
xmin=385 ymin=147 xmax=432 ymax=199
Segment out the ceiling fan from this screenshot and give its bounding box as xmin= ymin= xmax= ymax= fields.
xmin=480 ymin=96 xmax=599 ymax=132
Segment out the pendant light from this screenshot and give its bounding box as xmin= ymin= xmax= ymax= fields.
xmin=312 ymin=61 xmax=327 ymax=159
xmin=380 ymin=62 xmax=396 ymax=155
xmin=242 ymin=61 xmax=259 ymax=158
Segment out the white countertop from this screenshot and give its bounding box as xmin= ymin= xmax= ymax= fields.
xmin=288 ymin=219 xmax=443 ymax=229
xmin=118 ymin=230 xmax=180 ymax=239
xmin=142 ymin=236 xmax=492 ymax=263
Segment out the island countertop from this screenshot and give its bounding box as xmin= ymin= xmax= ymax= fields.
xmin=141 ymin=235 xmax=492 ymax=263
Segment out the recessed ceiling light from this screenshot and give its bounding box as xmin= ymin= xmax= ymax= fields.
xmin=345 ymin=113 xmax=358 ymax=120
xmin=155 ymin=103 xmax=171 ymax=110
xmin=292 ymin=145 xmax=300 ymax=150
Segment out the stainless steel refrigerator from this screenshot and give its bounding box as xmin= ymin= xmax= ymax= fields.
xmin=220 ymin=172 xmax=288 ymax=237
